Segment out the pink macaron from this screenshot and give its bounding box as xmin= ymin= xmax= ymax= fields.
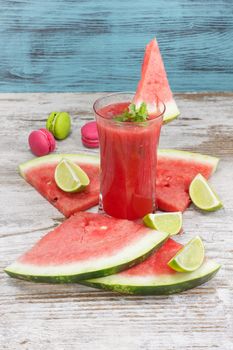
xmin=28 ymin=128 xmax=56 ymax=156
xmin=81 ymin=121 xmax=99 ymax=148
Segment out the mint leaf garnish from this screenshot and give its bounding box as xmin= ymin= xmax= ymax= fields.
xmin=129 ymin=103 xmax=137 ymax=115
xmin=138 ymin=102 xmax=147 ymax=117
xmin=114 ymin=102 xmax=149 ymax=122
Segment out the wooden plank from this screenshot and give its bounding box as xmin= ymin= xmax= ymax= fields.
xmin=0 ymin=93 xmax=233 ymax=349
xmin=0 ymin=1 xmax=233 ymax=92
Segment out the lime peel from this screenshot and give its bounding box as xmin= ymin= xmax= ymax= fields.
xmin=168 ymin=236 xmax=205 ymax=273
xmin=55 ymin=158 xmax=90 ymax=193
xmin=143 ymin=212 xmax=182 ymax=236
xmin=189 ymin=173 xmax=223 ymax=212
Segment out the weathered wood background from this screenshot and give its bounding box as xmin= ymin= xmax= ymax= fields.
xmin=0 ymin=93 xmax=233 ymax=349
xmin=0 ymin=0 xmax=233 ymax=92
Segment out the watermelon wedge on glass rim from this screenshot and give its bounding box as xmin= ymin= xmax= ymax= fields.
xmin=133 ymin=37 xmax=180 ymax=124
xmin=18 ymin=149 xmax=219 ymax=217
xmin=83 ymin=238 xmax=220 ymax=295
xmin=5 ymin=212 xmax=169 ymax=283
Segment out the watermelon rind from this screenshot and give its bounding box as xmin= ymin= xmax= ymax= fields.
xmin=82 ymin=259 xmax=220 ymax=295
xmin=158 ymin=149 xmax=219 ymax=174
xmin=135 ymin=99 xmax=180 ymax=124
xmin=5 ymin=230 xmax=169 ymax=283
xmin=162 ymin=100 xmax=180 ymax=124
xmin=18 ymin=150 xmax=219 ymax=215
xmin=19 ymin=153 xmax=99 ymax=178
xmin=19 ymin=149 xmax=219 ymax=177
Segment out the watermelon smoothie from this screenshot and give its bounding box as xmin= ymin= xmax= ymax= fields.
xmin=94 ymin=93 xmax=165 ymax=220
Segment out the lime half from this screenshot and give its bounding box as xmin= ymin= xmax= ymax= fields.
xmin=189 ymin=173 xmax=223 ymax=212
xmin=168 ymin=236 xmax=205 ymax=272
xmin=143 ymin=212 xmax=182 ymax=236
xmin=55 ymin=158 xmax=90 ymax=193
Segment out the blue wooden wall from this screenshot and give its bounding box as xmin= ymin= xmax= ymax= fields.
xmin=0 ymin=0 xmax=233 ymax=92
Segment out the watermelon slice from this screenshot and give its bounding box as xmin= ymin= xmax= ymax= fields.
xmin=19 ymin=150 xmax=219 ymax=216
xmin=133 ymin=38 xmax=180 ymax=124
xmin=5 ymin=212 xmax=169 ymax=283
xmin=157 ymin=149 xmax=219 ymax=212
xmin=84 ymin=238 xmax=220 ymax=295
xmin=19 ymin=153 xmax=100 ymax=217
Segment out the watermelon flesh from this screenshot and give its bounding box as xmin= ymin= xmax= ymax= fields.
xmin=5 ymin=212 xmax=169 ymax=283
xmin=157 ymin=150 xmax=219 ymax=212
xmin=19 ymin=150 xmax=219 ymax=216
xmin=133 ymin=38 xmax=180 ymax=124
xmin=122 ymin=238 xmax=183 ymax=276
xmin=19 ymin=154 xmax=100 ymax=217
xmin=26 ymin=162 xmax=99 ymax=217
xmin=84 ymin=238 xmax=221 ymax=295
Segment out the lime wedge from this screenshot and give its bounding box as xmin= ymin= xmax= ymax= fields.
xmin=189 ymin=173 xmax=223 ymax=211
xmin=55 ymin=158 xmax=90 ymax=193
xmin=143 ymin=212 xmax=182 ymax=236
xmin=168 ymin=236 xmax=205 ymax=272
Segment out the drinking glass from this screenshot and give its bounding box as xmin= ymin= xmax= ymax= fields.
xmin=94 ymin=92 xmax=165 ymax=220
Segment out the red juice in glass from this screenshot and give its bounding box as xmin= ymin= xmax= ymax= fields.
xmin=94 ymin=93 xmax=165 ymax=220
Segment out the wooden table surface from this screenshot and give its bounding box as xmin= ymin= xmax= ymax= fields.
xmin=1 ymin=0 xmax=233 ymax=92
xmin=0 ymin=93 xmax=233 ymax=349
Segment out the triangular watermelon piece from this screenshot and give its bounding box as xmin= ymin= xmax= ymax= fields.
xmin=133 ymin=38 xmax=180 ymax=123
xmin=84 ymin=238 xmax=221 ymax=295
xmin=19 ymin=153 xmax=100 ymax=217
xmin=156 ymin=150 xmax=219 ymax=212
xmin=5 ymin=212 xmax=169 ymax=283
xmin=19 ymin=149 xmax=219 ymax=216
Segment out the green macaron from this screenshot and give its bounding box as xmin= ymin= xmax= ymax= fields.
xmin=46 ymin=112 xmax=71 ymax=140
